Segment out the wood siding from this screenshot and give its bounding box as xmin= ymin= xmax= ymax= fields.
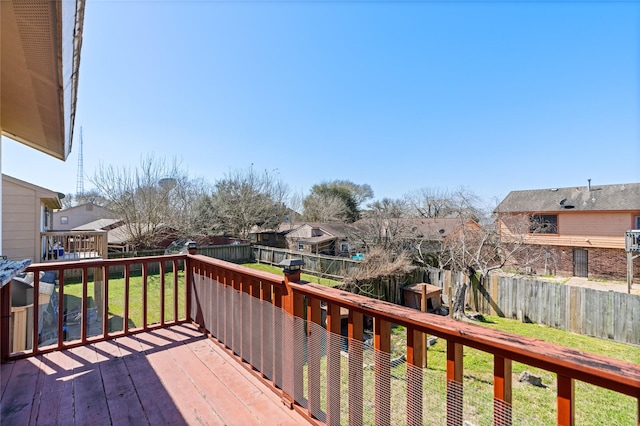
xmin=498 ymin=211 xmax=636 ymax=249
xmin=2 ymin=180 xmax=39 ymax=261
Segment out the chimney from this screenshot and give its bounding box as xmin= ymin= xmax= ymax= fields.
xmin=588 ymin=178 xmax=591 ymax=191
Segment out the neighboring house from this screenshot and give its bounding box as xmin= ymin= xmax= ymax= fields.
xmin=352 ymin=216 xmax=483 ymax=257
xmin=495 ymin=182 xmax=640 ymax=281
xmin=53 ymin=203 xmax=119 ymax=231
xmin=105 ymin=223 xmax=181 ymax=252
xmin=249 ymin=221 xmax=298 ymax=249
xmin=285 ymin=223 xmax=356 ymax=256
xmin=1 ymin=175 xmax=62 ymax=262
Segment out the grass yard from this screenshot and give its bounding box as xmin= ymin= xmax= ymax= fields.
xmin=61 ymin=269 xmax=186 ymax=333
xmin=241 ymin=262 xmax=342 ymax=287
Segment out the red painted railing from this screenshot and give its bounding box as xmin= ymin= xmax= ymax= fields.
xmin=0 ymin=255 xmax=187 ymax=361
xmin=186 ymin=254 xmax=640 ymax=426
xmin=2 ymin=253 xmax=639 ymax=425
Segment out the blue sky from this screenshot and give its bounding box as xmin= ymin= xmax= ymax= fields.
xmin=3 ymin=0 xmax=639 ymax=209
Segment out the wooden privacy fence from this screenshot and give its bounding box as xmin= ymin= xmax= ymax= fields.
xmin=252 ymin=245 xmax=361 ymax=279
xmin=425 ymin=270 xmax=640 ymax=346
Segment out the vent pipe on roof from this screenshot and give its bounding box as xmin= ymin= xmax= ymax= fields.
xmin=588 ymin=178 xmax=591 ymax=191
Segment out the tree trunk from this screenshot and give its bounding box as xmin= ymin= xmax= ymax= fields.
xmin=452 ymin=281 xmax=467 ymax=320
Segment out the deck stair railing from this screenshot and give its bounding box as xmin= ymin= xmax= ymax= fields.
xmin=1 ymin=253 xmax=639 ymax=425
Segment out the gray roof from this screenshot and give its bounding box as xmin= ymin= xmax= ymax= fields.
xmin=71 ymin=218 xmax=123 ymax=231
xmin=495 ymin=183 xmax=640 ymax=213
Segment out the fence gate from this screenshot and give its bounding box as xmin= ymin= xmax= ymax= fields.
xmin=573 ymin=248 xmax=588 ymax=277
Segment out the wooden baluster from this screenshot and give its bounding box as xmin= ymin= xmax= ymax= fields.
xmin=58 ymin=271 xmax=65 ymax=349
xmin=406 ymin=326 xmax=424 ymax=426
xmin=174 ymin=259 xmax=180 ymax=322
xmin=261 ymin=283 xmax=273 ymax=380
xmin=291 ymin=289 xmax=305 ymax=404
xmin=327 ymin=302 xmax=342 ymax=425
xmin=249 ymin=278 xmax=260 ymax=366
xmin=494 ymin=356 xmax=512 ymax=426
xmin=374 ymin=318 xmax=391 ymax=426
xmin=81 ymin=267 xmax=88 ymax=343
xmin=32 ymin=272 xmax=39 ymax=353
xmin=142 ymin=263 xmax=148 ymax=330
xmin=348 ymin=310 xmax=364 ymax=425
xmin=557 ymin=375 xmax=574 ymax=426
xmin=160 ymin=261 xmax=166 ymax=326
xmin=103 ymin=268 xmax=109 ymax=338
xmin=232 ymin=272 xmax=241 ymax=355
xmin=124 ymin=264 xmax=130 ymax=335
xmin=307 ymin=296 xmax=322 ymax=418
xmin=273 ymin=285 xmax=283 ymax=389
xmin=446 ymin=341 xmax=464 ymax=426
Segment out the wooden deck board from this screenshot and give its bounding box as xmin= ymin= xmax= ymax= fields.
xmin=0 ymin=323 xmax=310 ymax=425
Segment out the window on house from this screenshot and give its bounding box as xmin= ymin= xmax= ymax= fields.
xmin=60 ymin=216 xmax=68 ymax=225
xmin=340 ymin=242 xmax=349 ymax=252
xmin=530 ymin=214 xmax=558 ymax=234
xmin=298 ymin=243 xmax=304 ymax=251
xmin=635 ymin=216 xmax=640 ymax=230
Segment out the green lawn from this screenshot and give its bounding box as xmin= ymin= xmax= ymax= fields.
xmin=61 ymin=269 xmax=186 ymax=332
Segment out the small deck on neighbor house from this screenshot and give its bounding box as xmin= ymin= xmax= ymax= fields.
xmin=0 ymin=323 xmax=309 ymax=425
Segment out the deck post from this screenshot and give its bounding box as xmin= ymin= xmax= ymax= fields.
xmin=375 ymin=318 xmax=391 ymax=426
xmin=494 ymin=356 xmax=512 ymax=426
xmin=348 ymin=310 xmax=364 ymax=425
xmin=447 ymin=340 xmax=464 ymax=426
xmin=557 ymin=375 xmax=574 ymax=426
xmin=407 ymin=326 xmax=424 ymax=426
xmin=0 ymin=282 xmax=11 ymax=362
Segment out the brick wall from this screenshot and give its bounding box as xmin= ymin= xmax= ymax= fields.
xmin=508 ymin=245 xmax=640 ymax=283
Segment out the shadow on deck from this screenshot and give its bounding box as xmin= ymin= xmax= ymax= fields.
xmin=1 ymin=323 xmax=308 ymax=425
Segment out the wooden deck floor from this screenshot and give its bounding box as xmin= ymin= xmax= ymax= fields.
xmin=1 ymin=324 xmax=310 ymax=425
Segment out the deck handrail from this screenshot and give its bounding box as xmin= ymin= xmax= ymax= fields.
xmin=2 ymin=253 xmax=639 ymax=425
xmin=185 ymin=254 xmax=640 ymax=426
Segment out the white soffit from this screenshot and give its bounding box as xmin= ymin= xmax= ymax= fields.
xmin=1 ymin=0 xmax=84 ymax=161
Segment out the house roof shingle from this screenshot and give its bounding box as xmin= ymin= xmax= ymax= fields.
xmin=495 ymin=183 xmax=640 ymax=213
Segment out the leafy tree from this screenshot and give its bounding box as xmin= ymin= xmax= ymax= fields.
xmin=196 ymin=166 xmax=289 ymax=239
xmin=61 ymin=190 xmax=110 ymax=209
xmin=303 ymin=180 xmax=373 ymax=223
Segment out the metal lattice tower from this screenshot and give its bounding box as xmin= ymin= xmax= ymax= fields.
xmin=76 ymin=127 xmax=84 ymax=194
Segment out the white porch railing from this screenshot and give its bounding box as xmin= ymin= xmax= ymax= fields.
xmin=41 ymin=231 xmax=108 ymax=262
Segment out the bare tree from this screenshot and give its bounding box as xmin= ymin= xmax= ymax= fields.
xmin=406 ymin=186 xmax=482 ymax=221
xmin=348 ymin=198 xmax=411 ymax=252
xmin=437 ymin=190 xmax=546 ymax=319
xmin=90 ymin=155 xmax=208 ymax=249
xmin=196 ymin=166 xmax=289 ymax=239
